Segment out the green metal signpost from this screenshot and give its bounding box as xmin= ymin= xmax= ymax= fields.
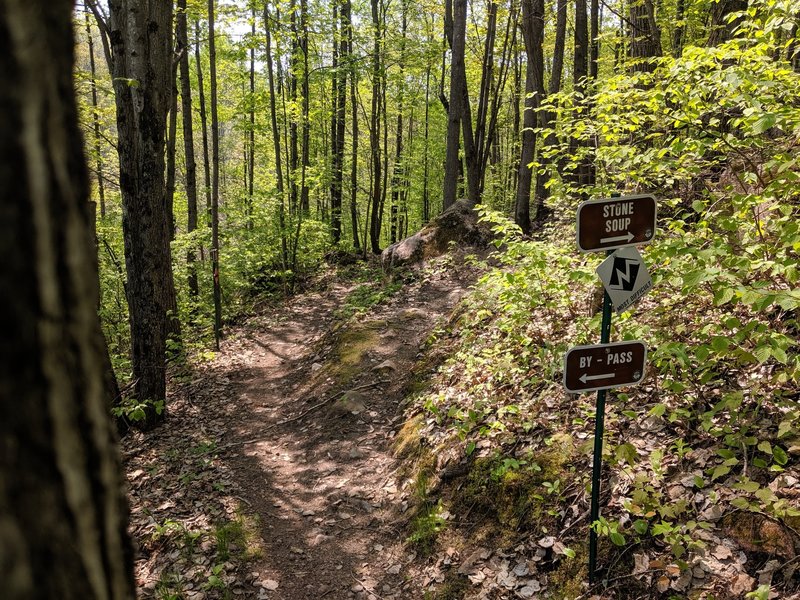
xmin=567 ymin=194 xmax=657 ymax=583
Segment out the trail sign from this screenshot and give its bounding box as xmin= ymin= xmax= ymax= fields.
xmin=576 ymin=194 xmax=657 ymax=253
xmin=595 ymin=247 xmax=653 ymax=313
xmin=563 ymin=341 xmax=647 ymax=393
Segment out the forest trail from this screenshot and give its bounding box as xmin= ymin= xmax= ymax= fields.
xmin=123 ymin=255 xmax=482 ymax=599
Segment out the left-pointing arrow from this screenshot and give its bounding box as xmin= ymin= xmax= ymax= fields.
xmin=579 ymin=372 xmax=615 ymax=383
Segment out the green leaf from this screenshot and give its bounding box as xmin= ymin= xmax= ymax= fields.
xmin=752 ymin=113 xmax=776 ymax=134
xmin=711 ymin=336 xmax=730 ymax=353
xmin=771 ymin=346 xmax=788 ymax=364
xmin=649 ymin=403 xmax=667 ymax=417
xmin=773 ymin=446 xmax=789 ymax=466
xmin=755 ymin=487 xmax=776 ymax=503
xmin=633 ymin=519 xmax=649 ymax=535
xmin=777 ymin=420 xmax=793 ymax=439
xmin=711 ymin=465 xmax=731 ymax=481
xmin=615 ymin=443 xmax=638 ymax=466
xmin=736 ymin=481 xmax=760 ymax=493
xmin=562 ymin=547 xmax=576 ymax=558
xmin=610 ymin=532 xmax=626 ymax=546
xmin=753 ymin=345 xmax=772 ymax=364
xmin=757 ymin=441 xmax=772 ymax=455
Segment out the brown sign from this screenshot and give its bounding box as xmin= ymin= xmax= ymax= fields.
xmin=577 ymin=195 xmax=657 ymax=253
xmin=563 ymin=341 xmax=647 ymax=393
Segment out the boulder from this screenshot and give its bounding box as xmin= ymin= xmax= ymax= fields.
xmin=381 ymin=199 xmax=493 ymax=270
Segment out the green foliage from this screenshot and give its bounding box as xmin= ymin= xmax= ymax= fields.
xmin=414 ymin=2 xmax=800 ymax=579
xmin=111 ymin=397 xmax=165 ymax=424
xmin=336 ymin=277 xmax=403 ymax=321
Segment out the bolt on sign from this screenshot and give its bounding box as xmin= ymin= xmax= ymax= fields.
xmin=563 ymin=341 xmax=647 ymax=393
xmin=576 ymin=194 xmax=657 ymax=253
xmin=595 ymin=246 xmax=653 ymax=313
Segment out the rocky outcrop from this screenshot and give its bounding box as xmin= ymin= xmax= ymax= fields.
xmin=381 ymin=199 xmax=493 ymax=270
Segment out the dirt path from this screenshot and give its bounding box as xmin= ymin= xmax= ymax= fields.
xmin=124 ymin=258 xmax=479 ymax=599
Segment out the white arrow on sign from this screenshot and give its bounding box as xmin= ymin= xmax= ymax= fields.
xmin=600 ymin=231 xmax=635 ymax=245
xmin=579 ymin=372 xmax=615 ymax=383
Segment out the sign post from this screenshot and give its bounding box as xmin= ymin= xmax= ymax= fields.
xmin=567 ymin=194 xmax=657 ymax=583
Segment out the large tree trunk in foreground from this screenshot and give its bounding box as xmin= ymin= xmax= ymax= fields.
xmin=107 ymin=0 xmax=176 ymax=426
xmin=0 ymin=1 xmax=135 ymax=596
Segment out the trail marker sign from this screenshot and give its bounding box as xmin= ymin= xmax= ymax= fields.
xmin=595 ymin=247 xmax=653 ymax=313
xmin=576 ymin=194 xmax=657 ymax=253
xmin=563 ymin=341 xmax=647 ymax=393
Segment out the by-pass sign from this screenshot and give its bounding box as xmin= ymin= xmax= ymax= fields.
xmin=577 ymin=194 xmax=657 ymax=253
xmin=563 ymin=341 xmax=647 ymax=393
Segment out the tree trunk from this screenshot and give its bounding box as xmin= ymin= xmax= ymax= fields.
xmin=515 ymin=0 xmax=545 ymax=232
xmin=165 ymin=67 xmax=178 ymax=243
xmin=264 ymin=1 xmax=290 ymax=270
xmin=178 ymin=0 xmax=199 ymax=299
xmin=389 ymin=1 xmax=407 ymax=244
xmin=672 ymin=0 xmax=685 ymax=56
xmin=369 ymin=0 xmax=382 ymax=253
xmin=629 ymin=0 xmax=662 ymax=69
xmin=84 ymin=11 xmax=106 ymax=218
xmin=208 ymin=0 xmax=223 ymax=349
xmin=0 ymin=2 xmax=136 ymax=596
xmin=330 ymin=0 xmax=345 ymax=242
xmin=347 ymin=0 xmax=360 ymax=249
xmin=196 ymin=21 xmax=212 ymax=218
xmin=247 ymin=4 xmax=256 ymax=228
xmin=533 ymin=0 xmax=566 ymax=213
xmin=706 ymin=0 xmax=747 ymax=46
xmin=442 ymin=0 xmax=469 ymax=210
xmin=107 ymin=0 xmax=176 ymax=426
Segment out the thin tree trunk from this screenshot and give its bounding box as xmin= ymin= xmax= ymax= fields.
xmin=289 ymin=0 xmax=299 ymax=213
xmin=369 ymin=0 xmax=382 ymax=253
xmin=443 ymin=0 xmax=469 ymax=209
xmin=195 ymin=21 xmax=212 ymax=217
xmin=422 ymin=53 xmax=432 ymax=223
xmin=208 ymin=0 xmax=223 ymax=349
xmin=165 ymin=65 xmax=178 ymax=242
xmin=330 ymin=0 xmax=344 ymax=241
xmin=346 ymin=0 xmax=359 ymax=249
xmin=247 ymin=4 xmax=256 ymax=228
xmin=672 ymin=0 xmax=685 ymax=56
xmin=590 ymin=0 xmax=600 ymax=78
xmin=389 ymin=0 xmax=408 ymax=244
xmin=264 ymin=2 xmax=290 ymax=269
xmin=300 ymin=0 xmax=311 ymax=215
xmin=178 ymin=0 xmax=199 ymax=299
xmin=84 ymin=10 xmax=106 ymax=218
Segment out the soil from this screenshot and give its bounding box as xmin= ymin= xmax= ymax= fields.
xmin=123 ymin=254 xmax=482 ymax=600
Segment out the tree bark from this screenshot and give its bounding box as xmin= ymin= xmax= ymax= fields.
xmin=264 ymin=1 xmax=290 ymax=270
xmin=389 ymin=0 xmax=407 ymax=245
xmin=195 ymin=22 xmax=212 ymax=219
xmin=247 ymin=3 xmax=256 ymax=228
xmin=369 ymin=0 xmax=382 ymax=253
xmin=107 ymin=0 xmax=176 ymax=425
xmin=208 ymin=0 xmax=223 ymax=349
xmin=330 ymin=0 xmax=345 ymax=242
xmin=84 ymin=11 xmax=106 ymax=218
xmin=515 ymin=0 xmax=545 ymax=233
xmin=346 ymin=0 xmax=360 ymax=249
xmin=0 ymin=1 xmax=135 ymax=595
xmin=442 ymin=0 xmax=469 ymax=210
xmin=177 ymin=0 xmax=199 ymax=299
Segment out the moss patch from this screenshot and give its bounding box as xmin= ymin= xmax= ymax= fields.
xmin=452 ymin=438 xmax=577 ymax=536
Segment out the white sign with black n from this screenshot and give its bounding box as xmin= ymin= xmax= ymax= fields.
xmin=595 ymin=246 xmax=652 ymax=313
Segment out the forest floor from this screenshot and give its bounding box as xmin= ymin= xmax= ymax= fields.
xmin=121 ymin=252 xmax=483 ymax=600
